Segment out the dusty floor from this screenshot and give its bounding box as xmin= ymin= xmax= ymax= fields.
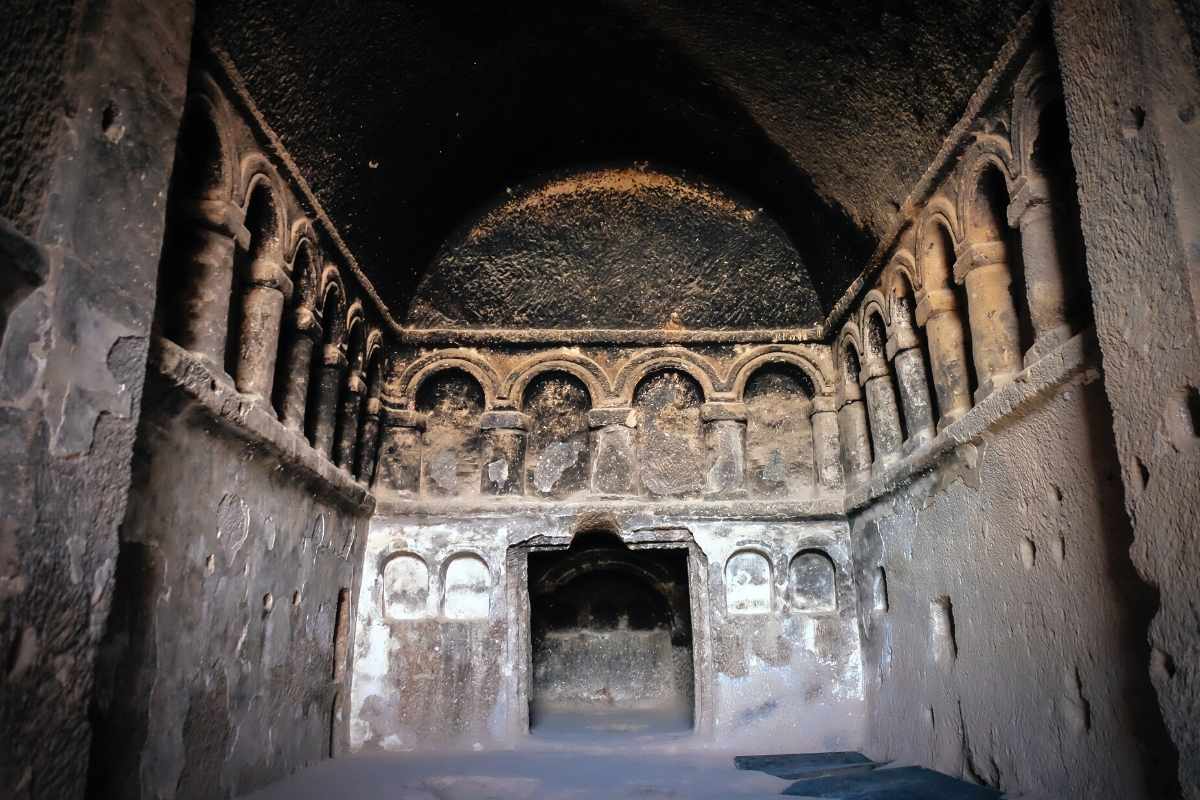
xmin=247 ymin=747 xmax=790 ymax=799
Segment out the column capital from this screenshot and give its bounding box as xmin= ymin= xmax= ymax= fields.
xmin=290 ymin=305 xmax=323 ymax=340
xmin=1007 ymin=174 xmax=1053 ymax=228
xmin=700 ymin=401 xmax=747 ymax=422
xmin=885 ymin=327 xmax=921 ymax=360
xmin=811 ymin=395 xmax=838 ymax=415
xmin=321 ymin=344 xmax=348 ymax=368
xmin=381 ymin=406 xmax=426 ymax=430
xmin=953 ymin=240 xmax=1007 ymax=284
xmin=187 ymin=197 xmax=250 ymax=248
xmin=858 ymin=355 xmax=891 ymax=384
xmin=914 ymin=288 xmax=959 ymax=326
xmin=588 ymin=407 xmax=636 ymax=429
xmin=245 ymin=256 xmax=294 ymax=296
xmin=345 ymin=370 xmax=367 ymax=396
xmin=480 ymin=410 xmax=531 ymax=432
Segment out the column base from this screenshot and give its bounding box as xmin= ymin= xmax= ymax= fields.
xmin=1024 ymin=324 xmax=1073 ymax=368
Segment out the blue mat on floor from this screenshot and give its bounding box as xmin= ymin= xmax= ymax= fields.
xmin=781 ymin=765 xmax=1003 ymax=798
xmin=734 ymin=752 xmax=881 ymax=780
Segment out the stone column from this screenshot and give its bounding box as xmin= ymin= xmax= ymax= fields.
xmin=809 ymin=396 xmax=843 ymax=490
xmin=1009 ymin=176 xmax=1074 ymax=365
xmin=233 ymin=256 xmax=293 ymax=405
xmin=701 ymin=401 xmax=747 ymax=498
xmin=276 ymin=306 xmax=321 ymax=432
xmin=171 ymin=198 xmax=249 ymax=372
xmin=480 ymin=410 xmax=531 ymax=495
xmin=310 ymin=344 xmax=346 ymax=459
xmin=333 ymin=368 xmax=367 ymax=470
xmin=915 ymin=287 xmax=973 ymax=430
xmin=373 ymin=406 xmax=424 ymax=497
xmin=355 ymin=395 xmax=383 ymax=483
xmin=886 ymin=329 xmax=936 ymax=449
xmin=588 ymin=407 xmax=638 ymax=496
xmin=836 ymin=382 xmax=872 ymax=485
xmin=860 ymin=356 xmax=904 ymax=471
xmin=955 ymin=240 xmax=1023 ymax=401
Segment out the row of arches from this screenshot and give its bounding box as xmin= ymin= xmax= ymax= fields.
xmin=382 ymin=551 xmax=492 ymax=621
xmin=835 ymin=49 xmax=1088 ymax=479
xmin=375 ymin=355 xmax=844 ymax=501
xmin=724 ymin=548 xmax=838 ymax=616
xmin=159 ymin=74 xmax=389 ymax=483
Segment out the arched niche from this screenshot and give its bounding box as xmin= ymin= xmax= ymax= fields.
xmin=523 ymin=370 xmax=592 ymax=498
xmin=725 ymin=550 xmax=772 ymax=616
xmin=227 ymin=177 xmax=284 ymax=378
xmin=790 ymin=550 xmax=837 ymax=613
xmin=634 ymin=369 xmax=705 ymax=497
xmin=415 ymin=368 xmax=485 ymax=497
xmin=382 ymin=553 xmax=430 ymax=619
xmin=442 ymin=554 xmax=491 ymax=620
xmin=744 ymin=363 xmax=815 ymax=497
xmin=304 ymin=283 xmax=343 ymax=444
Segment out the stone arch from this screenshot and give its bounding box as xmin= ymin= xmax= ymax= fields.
xmin=415 ymin=367 xmax=487 ymax=497
xmin=882 ymin=249 xmax=919 ymax=308
xmin=237 ymin=169 xmax=287 ymax=260
xmin=916 ymin=197 xmax=961 ymax=290
xmin=790 ymin=549 xmax=837 ymax=613
xmin=742 ymin=360 xmax=817 ymax=497
xmin=861 ymin=303 xmax=890 ymax=365
xmin=860 ymin=289 xmax=891 ymax=341
xmin=343 ymin=302 xmax=367 ymax=371
xmin=381 ymin=552 xmax=430 ymax=620
xmin=614 ymin=349 xmax=720 ymax=404
xmin=317 ymin=268 xmax=347 ymax=345
xmin=956 ymin=133 xmax=1016 ymax=245
xmin=725 ymin=549 xmax=773 ymax=616
xmin=522 ymin=369 xmax=593 ymax=498
xmin=836 ymin=323 xmax=865 ymax=396
xmin=502 ymin=350 xmax=610 ymax=407
xmin=398 ymin=350 xmax=500 ymax=409
xmin=173 ymin=77 xmax=237 ymax=206
xmin=884 ymin=257 xmax=921 ymax=328
xmin=728 ymin=347 xmax=832 ymax=400
xmin=288 ymin=235 xmax=322 ymax=310
xmin=1010 ymin=50 xmax=1059 ymax=181
xmin=634 ymin=368 xmax=706 ymax=497
xmin=441 ymin=553 xmax=492 ymax=620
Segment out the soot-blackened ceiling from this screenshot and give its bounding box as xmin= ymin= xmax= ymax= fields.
xmin=201 ymin=0 xmax=1032 ymax=329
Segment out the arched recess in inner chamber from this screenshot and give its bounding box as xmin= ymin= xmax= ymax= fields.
xmin=415 ymin=368 xmax=485 ymax=497
xmin=744 ymin=363 xmax=815 ymax=497
xmin=634 ymin=369 xmax=705 ymax=498
xmin=523 ymin=371 xmax=592 ymax=498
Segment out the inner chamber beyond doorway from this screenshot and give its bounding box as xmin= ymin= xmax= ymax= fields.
xmin=527 ymin=531 xmax=695 ymax=736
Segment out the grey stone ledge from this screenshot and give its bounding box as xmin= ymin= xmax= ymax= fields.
xmin=149 ymin=336 xmax=376 ymax=514
xmin=843 ymin=329 xmax=1099 ymax=513
xmin=375 ymin=495 xmax=845 ymax=521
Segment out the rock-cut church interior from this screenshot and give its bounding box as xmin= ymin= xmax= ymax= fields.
xmin=2 ymin=0 xmax=1200 ymax=798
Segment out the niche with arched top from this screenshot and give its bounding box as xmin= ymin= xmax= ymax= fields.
xmin=725 ymin=550 xmax=772 ymax=615
xmin=744 ymin=364 xmax=815 ymax=497
xmin=790 ymin=550 xmax=837 ymax=613
xmin=382 ymin=553 xmax=430 ymax=619
xmin=635 ymin=369 xmax=705 ymax=497
xmin=416 ymin=368 xmax=485 ymax=497
xmin=228 ymin=179 xmax=284 ymax=384
xmin=442 ymin=554 xmax=491 ymax=620
xmin=523 ymin=371 xmax=591 ymax=497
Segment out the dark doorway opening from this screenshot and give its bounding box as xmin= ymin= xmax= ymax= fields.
xmin=528 ymin=531 xmax=694 ymax=736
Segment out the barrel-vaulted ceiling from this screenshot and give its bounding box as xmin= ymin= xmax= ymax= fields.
xmin=201 ymin=0 xmax=1032 ymax=331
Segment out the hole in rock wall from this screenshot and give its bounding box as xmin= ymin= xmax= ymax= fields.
xmin=528 ymin=533 xmax=694 ymax=735
xmin=930 ymin=595 xmax=958 ymax=667
xmin=442 ymin=554 xmax=491 ymax=620
xmin=383 ymin=553 xmax=429 ymax=620
xmin=789 ymin=550 xmax=837 ymax=613
xmin=872 ymin=566 xmax=889 ymax=613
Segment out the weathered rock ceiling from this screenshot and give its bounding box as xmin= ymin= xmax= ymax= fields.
xmin=201 ymin=0 xmax=1032 ymax=330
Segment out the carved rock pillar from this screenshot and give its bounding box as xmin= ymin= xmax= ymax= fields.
xmin=588 ymin=407 xmax=638 ymax=496
xmin=355 ymin=396 xmax=383 ymax=483
xmin=886 ymin=329 xmax=936 ymax=449
xmin=374 ymin=406 xmax=424 ymax=496
xmin=333 ymin=368 xmax=367 ymax=470
xmin=311 ymin=344 xmax=347 ymax=459
xmin=171 ymin=199 xmax=249 ymax=371
xmin=480 ymin=410 xmax=530 ymax=495
xmin=701 ymin=401 xmax=747 ymax=498
xmin=915 ymin=288 xmax=973 ymax=430
xmin=955 ymin=240 xmax=1023 ymax=400
xmin=810 ymin=396 xmax=843 ymax=490
xmin=860 ymin=356 xmax=904 ymax=471
xmin=836 ymin=381 xmax=872 ymax=484
xmin=277 ymin=306 xmax=321 ymax=432
xmin=1009 ymin=176 xmax=1073 ymax=365
xmin=234 ymin=256 xmax=293 ymax=405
